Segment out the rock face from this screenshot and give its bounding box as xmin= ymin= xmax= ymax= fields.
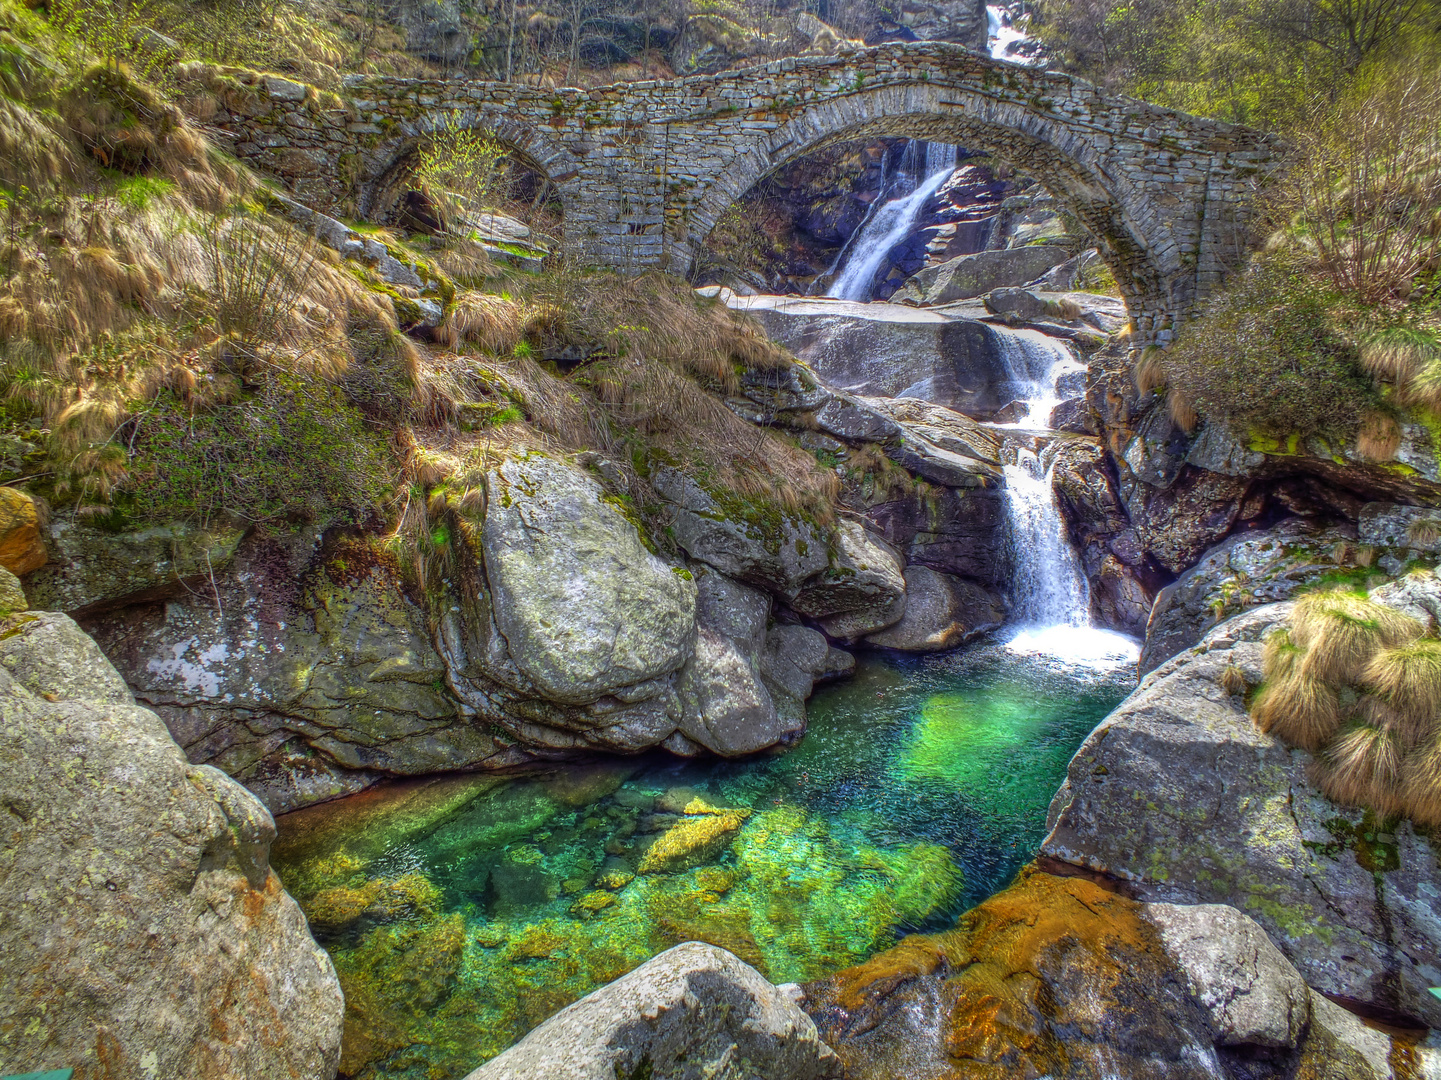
xmin=727 ymin=293 xmax=1050 ymax=418
xmin=88 ymin=529 xmax=510 ymax=815
xmin=1042 ymin=593 xmax=1441 ymax=1030
xmin=1138 ymin=518 xmax=1353 ymax=674
xmin=0 ymin=604 xmax=344 ymax=1079
xmin=893 ymin=245 xmax=1073 ymax=305
xmin=467 ymin=942 xmax=842 ymax=1080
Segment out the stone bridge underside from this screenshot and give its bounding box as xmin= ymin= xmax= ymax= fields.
xmin=219 ymin=42 xmax=1280 ymax=340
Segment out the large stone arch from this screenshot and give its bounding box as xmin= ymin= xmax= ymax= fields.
xmin=683 ymin=81 xmax=1176 ymax=328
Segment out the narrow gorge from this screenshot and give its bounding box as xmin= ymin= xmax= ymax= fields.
xmin=0 ymin=2 xmax=1439 ymax=1078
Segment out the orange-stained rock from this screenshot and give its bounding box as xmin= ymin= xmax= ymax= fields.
xmin=805 ymin=869 xmax=1218 ymax=1080
xmin=0 ymin=486 xmax=46 ymax=574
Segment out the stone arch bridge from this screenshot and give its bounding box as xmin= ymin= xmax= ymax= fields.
xmin=217 ymin=42 xmax=1280 ymax=340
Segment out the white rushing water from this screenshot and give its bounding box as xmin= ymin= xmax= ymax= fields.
xmin=987 ymin=5 xmax=1034 ymax=63
xmin=824 ymin=142 xmax=957 ymax=302
xmin=991 ymin=325 xmax=1140 ymax=668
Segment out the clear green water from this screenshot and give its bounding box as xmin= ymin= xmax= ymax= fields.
xmin=271 ymin=640 xmax=1132 ymax=1080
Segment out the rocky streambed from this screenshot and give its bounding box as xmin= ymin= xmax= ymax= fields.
xmin=4 ymin=262 xmax=1441 ymax=1080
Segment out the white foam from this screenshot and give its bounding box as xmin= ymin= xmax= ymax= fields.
xmin=1003 ymin=623 xmax=1140 ymax=669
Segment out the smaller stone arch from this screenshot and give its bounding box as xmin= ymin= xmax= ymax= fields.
xmin=356 ymin=111 xmax=583 ymax=234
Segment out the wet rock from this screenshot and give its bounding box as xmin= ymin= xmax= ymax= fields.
xmin=1049 ymin=436 xmax=1155 ymax=634
xmin=893 ymin=245 xmax=1072 ymax=305
xmin=0 ymin=486 xmax=46 ymax=575
xmin=1138 ymin=519 xmax=1353 ymax=674
xmin=865 ymin=565 xmax=1005 ymax=651
xmin=1042 ymin=598 xmax=1441 ymax=1030
xmin=1140 ymin=903 xmax=1310 ymax=1048
xmin=794 ymin=520 xmax=907 ymax=640
xmin=805 ymin=871 xmax=1223 ymax=1080
xmin=483 ymin=455 xmax=697 ymax=704
xmin=25 ymin=513 xmax=245 ymax=615
xmin=862 ymin=396 xmax=1004 ymax=473
xmin=0 ymin=609 xmax=344 ymax=1078
xmin=466 ymin=941 xmax=842 ymax=1080
xmin=653 ymin=465 xmax=828 ymax=596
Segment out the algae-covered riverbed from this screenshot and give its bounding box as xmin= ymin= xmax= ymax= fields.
xmin=271 ymin=640 xmax=1133 ymax=1078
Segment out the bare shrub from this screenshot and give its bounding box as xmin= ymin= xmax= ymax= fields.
xmin=1280 ymin=57 xmax=1441 ymax=306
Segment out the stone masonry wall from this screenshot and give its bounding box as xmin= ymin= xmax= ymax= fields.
xmin=205 ymin=42 xmax=1281 ymax=341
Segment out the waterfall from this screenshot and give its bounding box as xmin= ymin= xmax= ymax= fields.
xmin=991 ymin=326 xmax=1140 ymax=666
xmin=989 ymin=325 xmax=1087 ymax=427
xmin=1004 ymin=451 xmax=1090 ymax=627
xmin=824 ymin=141 xmax=956 ymax=302
xmin=987 ymin=5 xmax=1033 ymax=63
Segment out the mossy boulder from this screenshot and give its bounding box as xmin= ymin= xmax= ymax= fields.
xmin=0 ymin=608 xmax=344 ymax=1078
xmin=483 ymin=454 xmax=698 ymax=704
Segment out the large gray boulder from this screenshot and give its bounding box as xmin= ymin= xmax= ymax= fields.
xmin=0 ymin=608 xmax=344 ymax=1079
xmin=894 ymin=246 xmax=1073 ymax=305
xmin=484 ymin=455 xmax=697 ymax=703
xmin=1042 ymin=590 xmax=1441 ymax=1030
xmin=465 ymin=942 xmax=842 ymax=1080
xmin=865 ymin=565 xmax=1005 ymax=651
xmin=792 ymin=520 xmax=907 ymax=640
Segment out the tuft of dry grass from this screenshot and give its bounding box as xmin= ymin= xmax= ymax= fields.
xmin=1311 ymin=722 xmax=1404 ymax=816
xmin=1219 ymin=664 xmax=1248 ymax=697
xmin=1406 ymin=518 xmax=1441 ymax=548
xmin=1400 ymin=735 xmax=1441 ymax=827
xmin=1167 ymin=386 xmax=1198 ymax=434
xmin=1132 ymin=347 xmax=1166 ymax=397
xmin=434 ymin=291 xmax=525 ymax=354
xmin=1290 ymin=589 xmax=1424 ymax=686
xmin=1356 ymin=409 xmax=1401 ymax=462
xmin=1360 ymin=640 xmax=1441 ymax=747
xmin=1251 ymin=671 xmax=1342 ymax=750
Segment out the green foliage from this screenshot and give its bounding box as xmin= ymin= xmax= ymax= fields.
xmin=1161 ymin=259 xmax=1382 ymax=440
xmin=415 ymin=116 xmax=509 ymax=229
xmin=122 ymin=374 xmax=392 ymax=525
xmin=111 ymin=174 xmax=173 ymax=209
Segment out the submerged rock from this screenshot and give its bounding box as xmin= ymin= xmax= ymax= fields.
xmin=0 ymin=606 xmax=343 ymax=1078
xmin=466 ymin=942 xmax=842 ymax=1080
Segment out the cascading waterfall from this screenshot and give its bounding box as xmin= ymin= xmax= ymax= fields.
xmin=823 ymin=141 xmax=957 ymax=302
xmin=990 ymin=325 xmax=1140 ymax=666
